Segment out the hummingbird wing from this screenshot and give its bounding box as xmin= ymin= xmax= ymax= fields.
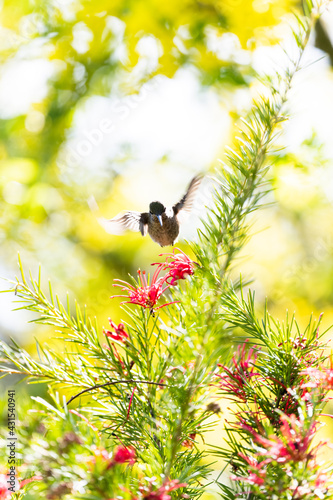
xmin=98 ymin=211 xmax=149 ymax=236
xmin=172 ymin=175 xmax=203 ymax=222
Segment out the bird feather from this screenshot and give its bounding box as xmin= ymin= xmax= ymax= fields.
xmin=173 ymin=175 xmax=203 ymax=223
xmin=98 ymin=211 xmax=149 ymax=236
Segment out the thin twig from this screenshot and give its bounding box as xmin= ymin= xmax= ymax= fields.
xmin=66 ymin=379 xmax=169 ymax=405
xmin=0 ymin=368 xmax=27 ymax=375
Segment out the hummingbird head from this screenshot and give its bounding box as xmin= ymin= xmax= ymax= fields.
xmin=149 ymin=201 xmax=165 ymax=227
xmin=149 ymin=201 xmax=165 ymax=216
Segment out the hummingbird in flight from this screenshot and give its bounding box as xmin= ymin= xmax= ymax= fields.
xmin=99 ymin=175 xmax=203 ymax=247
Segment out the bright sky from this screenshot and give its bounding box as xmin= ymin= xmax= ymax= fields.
xmin=1 ymin=10 xmax=333 ymax=184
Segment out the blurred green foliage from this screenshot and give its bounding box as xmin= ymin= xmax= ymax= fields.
xmin=0 ymin=390 xmax=177 ymax=499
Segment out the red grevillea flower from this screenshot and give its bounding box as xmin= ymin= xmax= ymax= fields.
xmin=112 ymin=445 xmax=136 ymax=466
xmin=104 ymin=319 xmax=129 ymax=342
xmin=89 ymin=445 xmax=136 ymax=469
xmin=142 ymin=479 xmax=187 ymax=500
xmin=153 ymin=248 xmax=197 ymax=285
xmin=111 ymin=267 xmax=177 ymax=313
xmin=215 ymin=342 xmax=259 ymax=402
xmin=239 ymin=414 xmax=320 ymax=463
xmin=232 ymin=472 xmax=265 ymax=486
xmin=231 ymin=454 xmax=267 ymax=486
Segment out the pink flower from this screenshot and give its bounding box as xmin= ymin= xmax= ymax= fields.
xmin=20 ymin=476 xmax=43 ymax=488
xmin=89 ymin=445 xmax=136 ymax=470
xmin=153 ymin=248 xmax=196 ymax=285
xmin=111 ymin=268 xmax=177 ymax=314
xmin=0 ymin=475 xmax=10 ymax=500
xmin=142 ymin=479 xmax=187 ymax=500
xmin=112 ymin=445 xmax=136 ymax=466
xmin=231 ymin=453 xmax=268 ymax=486
xmin=314 ymin=472 xmax=330 ymax=490
xmin=0 ymin=473 xmax=42 ymax=499
xmin=239 ymin=414 xmax=320 ymax=463
xmin=215 ymin=342 xmax=259 ymax=402
xmin=302 ymin=359 xmax=333 ymax=391
xmin=104 ymin=319 xmax=129 ymax=342
xmin=232 ymin=472 xmax=265 ymax=486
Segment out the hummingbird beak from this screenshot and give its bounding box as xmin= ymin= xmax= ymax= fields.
xmin=157 ymin=215 xmax=163 ymax=227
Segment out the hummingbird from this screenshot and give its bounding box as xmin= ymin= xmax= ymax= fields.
xmin=99 ymin=175 xmax=203 ymax=247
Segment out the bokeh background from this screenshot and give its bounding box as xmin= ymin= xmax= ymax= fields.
xmin=1 ymin=0 xmax=333 ymax=474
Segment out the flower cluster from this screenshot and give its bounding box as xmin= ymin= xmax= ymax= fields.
xmin=104 ymin=319 xmax=129 ymax=342
xmin=153 ymin=248 xmax=197 ymax=286
xmin=231 ymin=454 xmax=267 ymax=486
xmin=112 ymin=268 xmax=173 ymax=314
xmin=104 ymin=479 xmax=187 ymax=500
xmin=0 ymin=472 xmax=42 ymax=500
xmin=112 ymin=445 xmax=136 ymax=466
xmin=302 ymin=358 xmax=333 ymax=391
xmin=140 ymin=479 xmax=187 ymax=500
xmin=111 ymin=249 xmax=196 ymax=314
xmin=239 ymin=413 xmax=320 ymax=464
xmin=89 ymin=445 xmax=136 ymax=470
xmin=215 ymin=342 xmax=259 ymax=402
xmin=216 ymin=331 xmax=333 ymax=498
